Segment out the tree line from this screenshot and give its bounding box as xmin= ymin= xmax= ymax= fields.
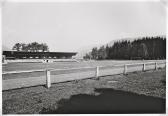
xmin=84 ymin=36 xmax=166 ymax=60
xmin=12 ymin=42 xmax=49 ymax=52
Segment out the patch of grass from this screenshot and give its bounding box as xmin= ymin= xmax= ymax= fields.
xmin=3 ymin=68 xmax=166 ymax=114
xmin=40 ymin=88 xmax=165 ymax=114
xmin=160 ymin=74 xmax=166 ymax=86
xmin=110 ymin=68 xmax=166 ymax=98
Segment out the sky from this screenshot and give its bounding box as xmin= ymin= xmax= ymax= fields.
xmin=2 ymin=1 xmax=166 ymax=52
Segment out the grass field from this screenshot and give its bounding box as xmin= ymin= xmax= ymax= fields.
xmin=2 ymin=60 xmax=165 ymax=80
xmin=3 ymin=60 xmax=165 ymax=72
xmin=3 ymin=68 xmax=166 ymax=114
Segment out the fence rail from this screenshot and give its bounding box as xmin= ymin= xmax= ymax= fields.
xmin=2 ymin=61 xmax=166 ymax=91
xmin=2 ymin=69 xmax=45 ymax=75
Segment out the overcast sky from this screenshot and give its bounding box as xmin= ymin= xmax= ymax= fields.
xmin=2 ymin=1 xmax=166 ymax=52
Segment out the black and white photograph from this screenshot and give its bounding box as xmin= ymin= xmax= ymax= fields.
xmin=1 ymin=0 xmax=167 ymax=114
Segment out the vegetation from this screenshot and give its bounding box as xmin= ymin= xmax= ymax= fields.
xmin=3 ymin=68 xmax=165 ymax=114
xmin=12 ymin=42 xmax=49 ymax=52
xmin=84 ymin=36 xmax=166 ymax=60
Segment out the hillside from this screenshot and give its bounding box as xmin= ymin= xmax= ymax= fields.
xmin=77 ymin=35 xmax=166 ymax=59
xmin=75 ymin=44 xmax=103 ymax=59
xmin=75 ymin=37 xmax=135 ymax=58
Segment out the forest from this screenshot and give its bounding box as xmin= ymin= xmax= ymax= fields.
xmin=84 ymin=36 xmax=166 ymax=60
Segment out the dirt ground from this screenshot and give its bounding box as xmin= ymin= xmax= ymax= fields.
xmin=2 ymin=68 xmax=166 ymax=114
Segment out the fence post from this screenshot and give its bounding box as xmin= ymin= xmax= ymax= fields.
xmin=46 ymin=70 xmax=51 ymax=88
xmin=155 ymin=62 xmax=157 ymax=70
xmin=124 ymin=64 xmax=127 ymax=74
xmin=95 ymin=66 xmax=99 ymax=80
xmin=143 ymin=63 xmax=146 ymax=71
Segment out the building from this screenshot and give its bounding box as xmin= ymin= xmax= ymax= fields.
xmin=3 ymin=51 xmax=77 ymax=59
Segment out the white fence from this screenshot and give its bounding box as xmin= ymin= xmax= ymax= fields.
xmin=2 ymin=61 xmax=166 ymax=91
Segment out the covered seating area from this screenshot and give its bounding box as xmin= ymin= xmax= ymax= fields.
xmin=3 ymin=51 xmax=77 ymax=59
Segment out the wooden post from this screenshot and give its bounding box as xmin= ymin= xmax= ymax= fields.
xmin=155 ymin=62 xmax=157 ymax=70
xmin=46 ymin=70 xmax=51 ymax=88
xmin=143 ymin=63 xmax=145 ymax=71
xmin=124 ymin=64 xmax=127 ymax=74
xmin=95 ymin=66 xmax=99 ymax=79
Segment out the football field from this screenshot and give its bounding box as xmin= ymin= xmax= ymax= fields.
xmin=2 ymin=60 xmax=166 ymax=90
xmin=3 ymin=59 xmax=165 ymax=72
xmin=2 ymin=60 xmax=165 ymax=79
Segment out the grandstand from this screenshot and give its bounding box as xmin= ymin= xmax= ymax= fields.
xmin=3 ymin=51 xmax=77 ymax=59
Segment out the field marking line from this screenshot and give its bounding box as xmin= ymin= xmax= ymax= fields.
xmin=2 ymin=69 xmax=46 ymax=74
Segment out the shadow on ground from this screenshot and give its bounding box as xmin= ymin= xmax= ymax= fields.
xmin=40 ymin=88 xmax=165 ymax=114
